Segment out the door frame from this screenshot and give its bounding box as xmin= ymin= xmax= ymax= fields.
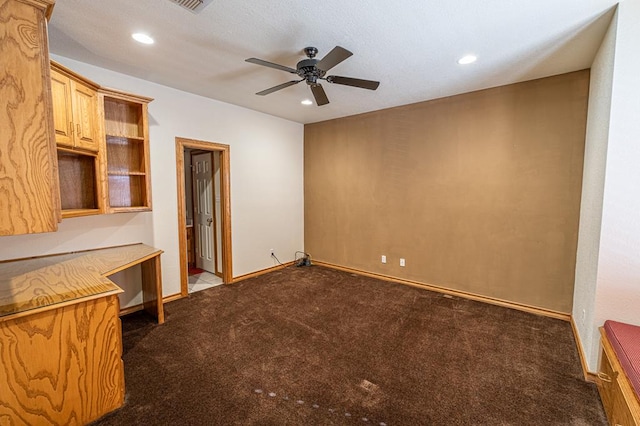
xmin=176 ymin=137 xmax=232 ymax=296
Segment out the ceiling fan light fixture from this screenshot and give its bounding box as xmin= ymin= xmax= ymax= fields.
xmin=132 ymin=33 xmax=154 ymax=45
xmin=301 ymin=99 xmax=313 ymax=106
xmin=457 ymin=54 xmax=477 ymax=65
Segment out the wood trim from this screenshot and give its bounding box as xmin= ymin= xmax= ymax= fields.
xmin=175 ymin=137 xmax=232 ymax=300
xmin=219 ymin=143 xmax=233 ymax=284
xmin=142 ymin=102 xmax=152 ymax=210
xmin=176 ymin=143 xmax=189 ymax=297
xmin=586 ymin=371 xmax=599 ymax=384
xmin=20 ymin=0 xmax=56 ymax=20
xmin=98 ymin=86 xmax=154 ymax=104
xmin=2 ymin=288 xmax=123 ymax=323
xmin=570 ymin=316 xmax=596 ymax=381
xmin=315 ymin=260 xmax=571 ymax=321
xmin=51 ymin=60 xmax=100 ymax=91
xmin=61 ymin=208 xmax=102 ymax=219
xmin=232 ymin=261 xmax=296 ymax=283
xmin=42 ymin=22 xmax=61 ymax=223
xmin=163 ymin=293 xmax=184 ymax=304
xmin=55 ymin=146 xmax=98 ymax=156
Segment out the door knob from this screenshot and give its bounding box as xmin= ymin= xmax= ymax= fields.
xmin=207 ymin=218 xmax=213 ymax=225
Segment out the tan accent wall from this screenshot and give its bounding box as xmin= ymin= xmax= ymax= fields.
xmin=304 ymin=70 xmax=589 ymax=313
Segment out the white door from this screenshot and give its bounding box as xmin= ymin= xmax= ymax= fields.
xmin=193 ymin=152 xmax=215 ymax=273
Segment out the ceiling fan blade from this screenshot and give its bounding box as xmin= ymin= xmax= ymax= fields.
xmin=246 ymin=58 xmax=297 ymax=74
xmin=316 ymin=46 xmax=353 ymax=72
xmin=256 ymin=80 xmax=302 ymax=96
xmin=310 ymin=84 xmax=329 ymax=106
xmin=326 ymin=75 xmax=380 ymax=90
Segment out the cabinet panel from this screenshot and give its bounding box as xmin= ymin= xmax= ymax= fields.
xmin=50 ymin=64 xmax=99 ymax=153
xmin=0 ymin=0 xmax=59 ymax=236
xmin=71 ymin=80 xmax=99 ymax=152
xmin=50 ymin=69 xmax=74 ymax=148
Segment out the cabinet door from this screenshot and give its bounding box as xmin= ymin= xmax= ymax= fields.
xmin=50 ymin=69 xmax=74 ymax=148
xmin=71 ymin=81 xmax=99 ymax=152
xmin=0 ymin=0 xmax=59 ymax=236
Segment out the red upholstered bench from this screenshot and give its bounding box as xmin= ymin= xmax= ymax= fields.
xmin=598 ymin=320 xmax=640 ymax=425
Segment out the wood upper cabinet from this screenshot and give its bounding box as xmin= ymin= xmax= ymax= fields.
xmin=50 ymin=69 xmax=74 ymax=146
xmin=72 ymin=82 xmax=100 ymax=151
xmin=51 ymin=62 xmax=103 ymax=218
xmin=50 ymin=63 xmax=100 ymax=152
xmin=100 ymin=88 xmax=154 ymax=212
xmin=0 ymin=0 xmax=60 ymax=236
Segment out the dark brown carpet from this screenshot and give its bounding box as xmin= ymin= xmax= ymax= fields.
xmin=93 ymin=265 xmax=605 ymax=425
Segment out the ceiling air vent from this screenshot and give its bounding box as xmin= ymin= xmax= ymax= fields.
xmin=168 ymin=0 xmax=214 ymax=14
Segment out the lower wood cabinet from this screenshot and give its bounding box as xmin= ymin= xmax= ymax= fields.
xmin=0 ymin=295 xmax=124 ymax=424
xmin=598 ymin=329 xmax=640 ymax=426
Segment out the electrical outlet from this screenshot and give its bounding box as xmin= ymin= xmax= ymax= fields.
xmin=381 ymin=255 xmax=387 ymax=264
xmin=270 ymin=249 xmax=274 ymax=256
xmin=400 ymin=258 xmax=406 ymax=267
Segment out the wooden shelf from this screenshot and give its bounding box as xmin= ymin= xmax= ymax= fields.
xmin=107 ymin=171 xmax=146 ymax=176
xmin=101 ymin=90 xmax=152 ymax=212
xmin=105 ymin=134 xmax=145 ymax=141
xmin=61 ymin=208 xmax=102 ymax=219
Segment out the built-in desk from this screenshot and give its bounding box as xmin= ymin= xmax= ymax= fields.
xmin=0 ymin=243 xmax=164 ymax=425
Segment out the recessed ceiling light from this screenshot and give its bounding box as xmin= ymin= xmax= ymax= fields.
xmin=132 ymin=33 xmax=154 ymax=45
xmin=301 ymin=99 xmax=313 ymax=106
xmin=457 ymin=55 xmax=477 ymax=65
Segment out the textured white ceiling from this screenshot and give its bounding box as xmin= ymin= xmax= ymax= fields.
xmin=48 ymin=0 xmax=617 ymax=124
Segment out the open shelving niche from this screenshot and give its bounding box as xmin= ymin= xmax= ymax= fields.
xmin=100 ymin=89 xmax=153 ymax=212
xmin=57 ymin=148 xmax=101 ymax=217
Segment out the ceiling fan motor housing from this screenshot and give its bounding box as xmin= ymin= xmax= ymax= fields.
xmin=297 ymin=58 xmax=325 ymax=85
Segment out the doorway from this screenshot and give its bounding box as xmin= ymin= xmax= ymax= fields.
xmin=176 ymin=137 xmax=232 ymax=297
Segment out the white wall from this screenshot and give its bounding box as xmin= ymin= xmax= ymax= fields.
xmin=575 ymin=0 xmax=640 ymax=371
xmin=573 ymin=10 xmax=616 ymax=369
xmin=592 ymin=0 xmax=640 ymax=365
xmin=1 ymin=55 xmax=304 ymax=308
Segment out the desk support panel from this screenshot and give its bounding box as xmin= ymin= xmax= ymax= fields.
xmin=141 ymin=255 xmax=165 ymax=324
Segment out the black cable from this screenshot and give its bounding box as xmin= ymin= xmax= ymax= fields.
xmin=271 ymin=252 xmax=284 ymax=265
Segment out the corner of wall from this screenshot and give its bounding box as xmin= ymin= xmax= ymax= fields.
xmin=572 ymin=6 xmax=617 ymax=372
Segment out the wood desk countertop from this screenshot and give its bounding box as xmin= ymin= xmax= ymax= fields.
xmin=0 ymin=243 xmax=163 ymax=321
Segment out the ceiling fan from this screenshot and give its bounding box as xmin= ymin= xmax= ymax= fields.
xmin=245 ymin=46 xmax=380 ymax=106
